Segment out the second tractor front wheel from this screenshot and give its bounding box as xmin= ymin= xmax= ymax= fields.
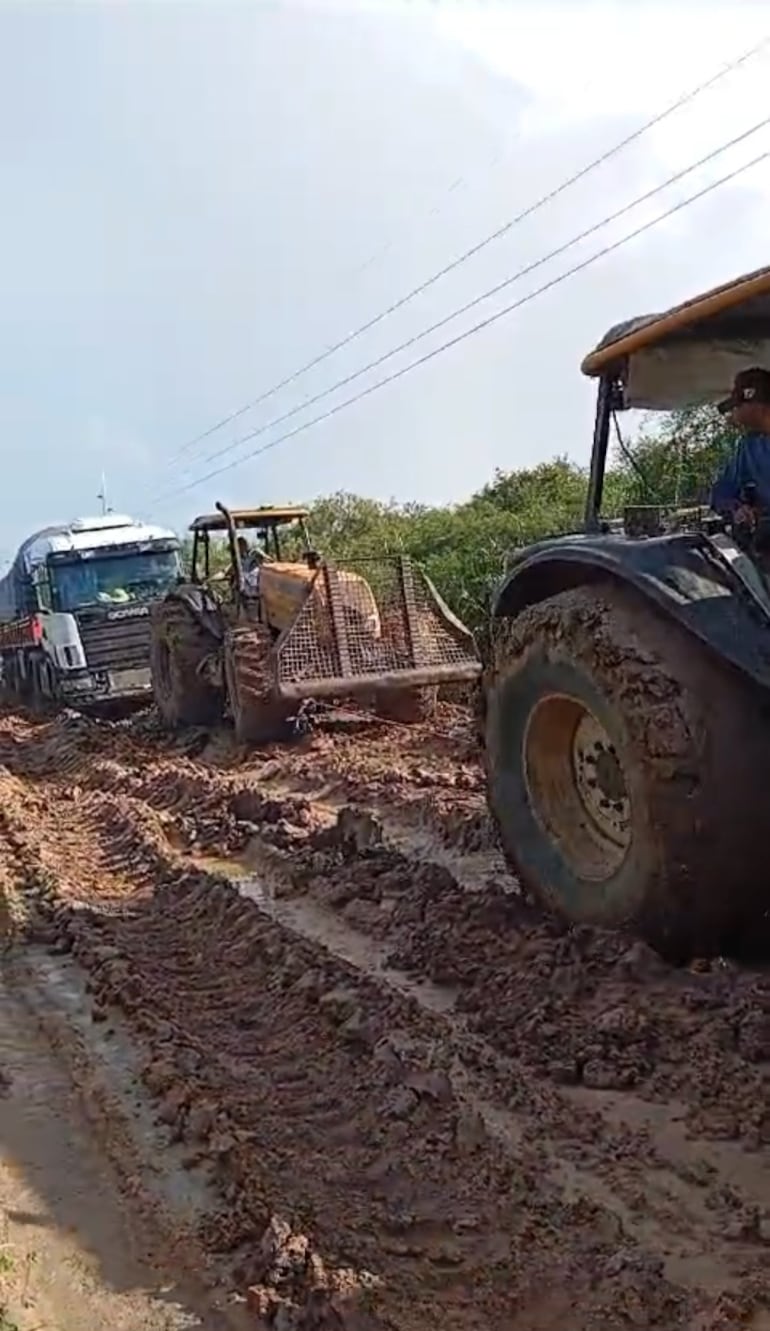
xmin=150 ymin=598 xmax=222 ymax=728
xmin=483 ymin=581 xmax=767 ymax=955
xmin=224 ymin=625 xmax=293 ymax=746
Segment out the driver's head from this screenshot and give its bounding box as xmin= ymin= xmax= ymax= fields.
xmin=718 ymin=367 xmax=770 ymax=431
xmin=237 ymin=536 xmax=249 ymax=559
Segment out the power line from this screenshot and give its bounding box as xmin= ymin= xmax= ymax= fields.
xmin=180 ymin=113 xmax=770 ymax=476
xmin=257 ymin=92 xmax=562 ymax=355
xmin=346 ymin=70 xmax=601 ymax=286
xmin=166 ymin=33 xmax=768 ymax=465
xmin=152 ymin=146 xmax=769 ymax=506
xmin=332 ymin=68 xmax=599 ymax=285
xmin=254 ymin=69 xmax=607 ymax=357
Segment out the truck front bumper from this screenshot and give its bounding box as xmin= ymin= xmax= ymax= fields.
xmin=59 ymin=666 xmax=152 ymax=703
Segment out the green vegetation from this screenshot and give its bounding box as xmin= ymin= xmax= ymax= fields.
xmin=184 ymin=405 xmax=735 ymax=633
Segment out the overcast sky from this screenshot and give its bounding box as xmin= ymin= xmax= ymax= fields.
xmin=0 ymin=0 xmax=768 ymax=557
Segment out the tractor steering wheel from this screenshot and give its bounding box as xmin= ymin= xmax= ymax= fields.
xmin=726 ymin=483 xmax=770 ymax=556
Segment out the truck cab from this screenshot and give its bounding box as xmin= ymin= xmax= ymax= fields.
xmin=0 ymin=513 xmax=182 ymax=708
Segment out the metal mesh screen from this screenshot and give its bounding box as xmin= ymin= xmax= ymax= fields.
xmin=275 ymin=557 xmax=478 ymax=693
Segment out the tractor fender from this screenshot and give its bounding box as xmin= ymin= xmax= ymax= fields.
xmin=165 ymin=585 xmax=224 ymax=644
xmin=490 ymin=531 xmax=770 ymax=692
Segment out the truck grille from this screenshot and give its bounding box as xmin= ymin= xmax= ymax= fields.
xmin=77 ymin=609 xmax=152 ymax=671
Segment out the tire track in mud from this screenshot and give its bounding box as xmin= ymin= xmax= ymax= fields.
xmin=2 ymin=706 xmax=770 ymax=1326
xmin=0 ymin=704 xmax=502 ymax=884
xmin=36 ymin=705 xmax=764 ymax=1153
xmin=2 ymin=706 xmax=770 ymax=1135
xmin=0 ymin=776 xmax=669 ymax=1330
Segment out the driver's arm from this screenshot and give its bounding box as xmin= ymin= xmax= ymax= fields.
xmin=710 ymin=448 xmax=744 ymax=517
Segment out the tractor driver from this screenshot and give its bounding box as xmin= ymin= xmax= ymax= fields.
xmin=710 ymin=367 xmax=770 ymax=529
xmin=236 ymin=535 xmax=266 ymax=596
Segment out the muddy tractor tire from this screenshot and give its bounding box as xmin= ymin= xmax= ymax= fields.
xmin=150 ymin=598 xmax=222 ymax=728
xmin=375 ymin=685 xmax=437 ymax=724
xmin=224 ymin=624 xmax=293 ymax=746
xmin=483 ymin=580 xmax=768 ymax=955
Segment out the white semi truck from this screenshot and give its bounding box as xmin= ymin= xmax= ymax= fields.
xmin=0 ymin=513 xmax=182 ymax=709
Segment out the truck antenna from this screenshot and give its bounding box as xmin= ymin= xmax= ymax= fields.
xmin=97 ymin=473 xmax=112 ymax=516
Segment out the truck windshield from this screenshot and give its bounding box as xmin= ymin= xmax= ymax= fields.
xmin=51 ymin=550 xmax=180 ymax=611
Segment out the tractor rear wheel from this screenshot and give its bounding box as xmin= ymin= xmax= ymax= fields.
xmin=483 ymin=581 xmax=768 ymax=956
xmin=150 ymin=598 xmax=222 ymax=728
xmin=375 ymin=684 xmax=437 ymax=724
xmin=224 ymin=624 xmax=292 ymax=746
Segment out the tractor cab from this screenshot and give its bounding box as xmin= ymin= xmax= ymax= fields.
xmin=581 ymin=264 xmax=770 ymax=566
xmin=188 ymin=503 xmax=314 ymax=598
xmin=482 ymin=262 xmax=770 ymax=956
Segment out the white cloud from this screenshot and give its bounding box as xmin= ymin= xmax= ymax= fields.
xmin=434 ymin=4 xmax=766 ymax=126
xmin=433 ymin=3 xmax=770 ymax=196
xmin=1 ymin=0 xmax=769 ymax=544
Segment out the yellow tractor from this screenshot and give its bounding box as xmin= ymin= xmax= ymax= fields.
xmin=150 ymin=503 xmax=481 ymax=742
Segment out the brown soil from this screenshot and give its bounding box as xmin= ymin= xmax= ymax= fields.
xmin=0 ymin=963 xmax=224 ymax=1330
xmin=1 ymin=701 xmax=770 ymax=1329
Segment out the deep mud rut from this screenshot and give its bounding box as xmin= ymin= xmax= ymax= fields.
xmin=0 ymin=966 xmax=219 ymax=1330
xmin=2 ymin=703 xmax=770 ymax=1328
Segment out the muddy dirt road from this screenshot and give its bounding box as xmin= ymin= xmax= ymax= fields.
xmin=2 ymin=702 xmax=770 ymax=1328
xmin=0 ymin=968 xmax=214 ymax=1331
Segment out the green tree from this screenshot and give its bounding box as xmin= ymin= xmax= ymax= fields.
xmin=613 ymin=404 xmax=736 ymax=506
xmin=174 ymin=405 xmax=735 ymax=633
xmin=476 ymin=456 xmax=586 ymax=516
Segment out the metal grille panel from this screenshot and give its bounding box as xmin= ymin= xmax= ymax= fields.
xmin=77 ymin=612 xmax=152 ymax=670
xmin=274 ymin=557 xmax=479 ymax=696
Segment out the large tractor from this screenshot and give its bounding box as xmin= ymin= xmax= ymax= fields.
xmin=150 ymin=503 xmax=480 ymax=743
xmin=481 ymin=263 xmax=770 ymax=955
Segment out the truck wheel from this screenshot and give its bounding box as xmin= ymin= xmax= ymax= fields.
xmin=1 ymin=654 xmax=18 ymax=703
xmin=150 ymin=599 xmax=222 ymax=728
xmin=29 ymin=655 xmax=58 ymax=714
xmin=375 ymin=685 xmax=437 ymax=724
xmin=11 ymin=655 xmax=31 ymax=702
xmin=224 ymin=624 xmax=292 ymax=745
xmin=483 ymin=581 xmax=767 ymax=955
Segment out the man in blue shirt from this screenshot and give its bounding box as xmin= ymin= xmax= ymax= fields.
xmin=710 ymin=367 xmax=770 ymax=525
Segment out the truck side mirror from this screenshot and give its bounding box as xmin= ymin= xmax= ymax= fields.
xmin=32 ymin=566 xmax=52 ymax=611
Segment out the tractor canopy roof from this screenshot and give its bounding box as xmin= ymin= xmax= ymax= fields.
xmin=581 ymin=264 xmax=770 ymax=411
xmin=189 ymin=505 xmax=310 ymax=533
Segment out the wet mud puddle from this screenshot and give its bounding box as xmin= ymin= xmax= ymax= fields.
xmin=0 ymin=970 xmax=203 ymax=1331
xmin=193 ymin=852 xmax=458 ymax=1015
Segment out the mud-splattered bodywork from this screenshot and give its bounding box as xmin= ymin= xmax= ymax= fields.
xmin=491 ymin=530 xmax=770 ymax=693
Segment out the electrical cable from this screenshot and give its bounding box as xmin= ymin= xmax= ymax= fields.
xmin=151 ymin=145 xmax=770 ymax=505
xmin=165 ymin=33 xmax=768 ymax=464
xmin=183 ymin=114 xmax=770 ymax=475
